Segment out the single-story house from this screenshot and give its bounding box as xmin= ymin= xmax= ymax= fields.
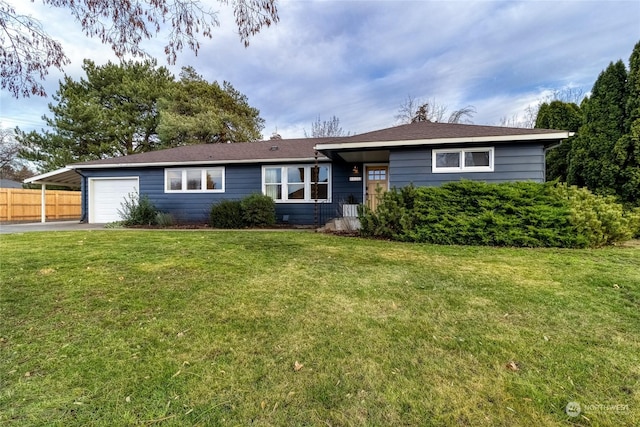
xmin=25 ymin=121 xmax=572 ymax=225
xmin=0 ymin=179 xmax=23 ymax=189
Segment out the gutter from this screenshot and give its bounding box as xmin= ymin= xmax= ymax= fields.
xmin=542 ymin=132 xmax=575 ymax=181
xmin=314 ymin=131 xmax=574 ymax=152
xmin=71 ymin=156 xmax=331 ymax=169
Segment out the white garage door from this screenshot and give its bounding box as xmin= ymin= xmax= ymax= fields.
xmin=89 ymin=178 xmax=139 ymax=223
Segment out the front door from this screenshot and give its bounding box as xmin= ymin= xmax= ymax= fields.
xmin=365 ymin=165 xmax=389 ymax=210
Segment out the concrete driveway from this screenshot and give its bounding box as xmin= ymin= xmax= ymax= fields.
xmin=0 ymin=221 xmax=107 ymax=234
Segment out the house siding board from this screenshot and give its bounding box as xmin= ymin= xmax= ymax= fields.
xmin=79 ymin=162 xmax=347 ymax=225
xmin=76 ymin=140 xmax=548 ymax=224
xmin=331 ymin=160 xmax=363 ymax=201
xmin=389 ymin=143 xmax=545 ymax=187
xmin=274 ymin=161 xmax=361 ymax=225
xmin=316 ymin=160 xmax=363 ymax=224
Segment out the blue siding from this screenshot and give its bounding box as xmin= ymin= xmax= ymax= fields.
xmin=80 ymin=161 xmax=358 ymax=225
xmin=389 ymin=143 xmax=545 ymax=188
xmin=79 ymin=144 xmax=544 ymax=225
xmin=316 ymin=159 xmax=364 ymax=224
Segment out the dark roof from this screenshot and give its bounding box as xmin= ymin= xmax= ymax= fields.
xmin=0 ymin=179 xmax=23 ymax=188
xmin=72 ymin=122 xmax=570 ymax=168
xmin=74 ymin=138 xmax=334 ymax=167
xmin=322 ymin=121 xmax=566 ymax=145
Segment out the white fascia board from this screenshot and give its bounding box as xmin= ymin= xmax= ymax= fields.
xmin=72 ymin=157 xmax=330 ymax=169
xmin=315 ymin=132 xmax=572 ymax=151
xmin=23 ymin=167 xmax=74 ymax=184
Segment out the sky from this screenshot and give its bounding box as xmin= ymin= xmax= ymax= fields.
xmin=2 ymin=0 xmax=639 ymax=139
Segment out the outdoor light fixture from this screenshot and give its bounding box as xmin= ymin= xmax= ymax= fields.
xmin=352 ymin=165 xmax=359 ymax=175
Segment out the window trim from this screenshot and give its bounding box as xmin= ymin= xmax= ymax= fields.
xmin=261 ymin=164 xmax=331 ymax=203
xmin=432 ymin=147 xmax=494 ymax=173
xmin=164 ymin=167 xmax=225 ymax=193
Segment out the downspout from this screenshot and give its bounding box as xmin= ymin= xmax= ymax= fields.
xmin=543 ymin=132 xmax=574 ymax=182
xmin=314 ymin=150 xmax=318 ymax=228
xmin=542 ymin=144 xmax=560 ymax=182
xmin=40 ymin=184 xmax=46 ymax=223
xmin=75 ymin=169 xmax=89 ymax=223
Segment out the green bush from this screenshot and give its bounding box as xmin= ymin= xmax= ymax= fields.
xmin=209 ymin=194 xmax=277 ymax=228
xmin=117 ymin=193 xmax=158 ymax=226
xmin=241 ymin=193 xmax=276 ymax=227
xmin=550 ymin=183 xmax=639 ymax=246
xmin=210 ymin=200 xmax=245 ymax=229
xmin=359 ymin=181 xmax=637 ymax=248
xmin=155 ymin=212 xmax=175 ymax=227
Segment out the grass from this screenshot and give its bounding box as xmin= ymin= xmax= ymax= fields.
xmin=0 ymin=230 xmax=638 ymax=426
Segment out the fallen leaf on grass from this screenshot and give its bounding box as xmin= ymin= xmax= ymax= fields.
xmin=293 ymin=361 xmax=303 ymax=372
xmin=506 ymin=361 xmax=520 ymax=371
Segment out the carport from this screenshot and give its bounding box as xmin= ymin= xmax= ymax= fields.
xmin=23 ymin=167 xmax=83 ymax=223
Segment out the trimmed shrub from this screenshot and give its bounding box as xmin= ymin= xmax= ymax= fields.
xmin=241 ymin=193 xmax=276 ymax=227
xmin=118 ymin=193 xmax=158 ymax=226
xmin=155 ymin=212 xmax=175 ymax=227
xmin=210 ymin=200 xmax=245 ymax=229
xmin=359 ymin=181 xmax=637 ymax=248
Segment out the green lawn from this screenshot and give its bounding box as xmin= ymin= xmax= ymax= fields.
xmin=1 ymin=231 xmax=638 ymax=426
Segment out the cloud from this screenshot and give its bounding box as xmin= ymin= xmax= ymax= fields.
xmin=2 ymin=0 xmax=639 ymax=139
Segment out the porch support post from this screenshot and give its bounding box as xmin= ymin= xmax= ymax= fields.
xmin=314 ymin=150 xmax=318 ymax=228
xmin=41 ymin=184 xmax=47 ymax=223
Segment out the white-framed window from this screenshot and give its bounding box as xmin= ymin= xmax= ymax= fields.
xmin=262 ymin=164 xmax=331 ymax=203
xmin=432 ymin=147 xmax=494 ymax=173
xmin=165 ymin=167 xmax=225 ymax=192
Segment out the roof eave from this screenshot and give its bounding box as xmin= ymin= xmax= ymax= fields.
xmin=72 ymin=156 xmax=331 ymax=169
xmin=314 ymin=131 xmax=573 ymax=151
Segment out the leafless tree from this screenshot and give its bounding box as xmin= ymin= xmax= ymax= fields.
xmin=0 ymin=128 xmax=32 ymax=181
xmin=0 ymin=129 xmax=19 ymax=168
xmin=545 ymin=87 xmax=586 ymax=105
xmin=0 ymin=0 xmax=279 ymax=98
xmin=497 ymin=114 xmax=524 ymax=128
xmin=304 ymin=115 xmax=351 ymax=138
xmin=446 ymin=105 xmax=477 ymax=124
xmin=396 ymin=95 xmax=475 ymax=124
xmin=0 ymin=2 xmax=69 ymax=97
xmin=499 ymin=88 xmax=586 ymax=129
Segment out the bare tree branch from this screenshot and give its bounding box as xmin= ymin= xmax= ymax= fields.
xmin=0 ymin=128 xmax=19 ymax=169
xmin=0 ymin=2 xmax=69 ymax=97
xmin=396 ymin=95 xmax=475 ymax=124
xmin=0 ymin=0 xmax=279 ymax=97
xmin=0 ymin=128 xmax=32 ymax=181
xmin=447 ymin=105 xmax=476 ymax=124
xmin=304 ymin=115 xmax=350 ymax=138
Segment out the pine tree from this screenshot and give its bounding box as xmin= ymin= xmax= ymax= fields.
xmin=612 ymin=41 xmax=640 ymax=203
xmin=536 ymin=100 xmax=582 ymax=181
xmin=567 ymin=60 xmax=628 ymax=194
xmin=157 ymin=67 xmax=264 ymax=145
xmin=17 ymin=60 xmax=174 ymax=170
